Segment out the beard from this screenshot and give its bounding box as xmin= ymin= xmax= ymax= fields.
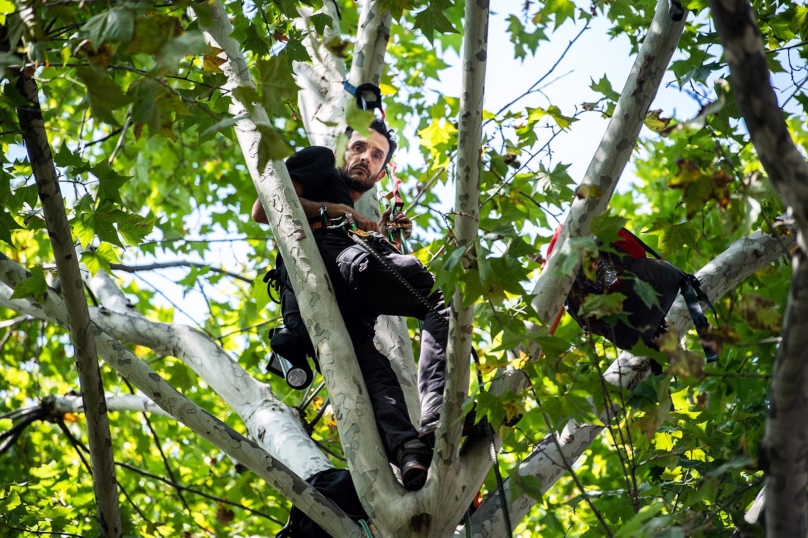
xmin=340 ymin=164 xmax=379 ymax=194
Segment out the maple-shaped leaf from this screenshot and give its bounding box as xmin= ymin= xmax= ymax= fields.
xmin=10 ymin=265 xmax=47 ymax=301
xmin=258 ymin=56 xmax=298 ymax=117
xmin=203 ymin=48 xmax=226 ymax=73
xmin=413 ymin=0 xmax=458 ymax=45
xmin=378 ymin=0 xmax=418 ymax=20
xmin=0 ymin=209 xmax=22 ymax=246
xmin=91 ymin=162 xmax=130 ymax=206
xmin=76 ymin=66 xmax=131 ymax=126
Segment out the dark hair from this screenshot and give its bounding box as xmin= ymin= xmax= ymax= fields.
xmin=345 ymin=119 xmax=397 ymax=167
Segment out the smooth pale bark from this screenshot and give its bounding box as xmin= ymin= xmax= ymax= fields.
xmin=50 ymin=394 xmax=171 ymax=419
xmin=294 ymin=1 xmax=421 ymax=420
xmin=198 ymin=4 xmax=417 ymax=532
xmin=81 ymin=268 xmax=332 ymax=477
xmin=0 ymin=253 xmax=364 ymax=538
xmin=15 ymin=71 xmax=122 ymax=538
xmin=531 ymin=0 xmax=688 ymax=324
xmin=708 ymin=1 xmax=808 ymax=535
xmin=435 ymin=0 xmax=489 ymax=481
xmin=466 ymin=225 xmax=795 ymax=536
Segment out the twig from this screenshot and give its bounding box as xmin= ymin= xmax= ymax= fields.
xmin=108 ymin=113 xmax=131 ymax=165
xmin=542 ymin=412 xmax=615 ymax=538
xmin=114 ymin=461 xmax=283 ymax=524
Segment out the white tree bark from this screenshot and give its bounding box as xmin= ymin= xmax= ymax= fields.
xmin=467 ymin=225 xmax=796 ymax=536
xmin=80 ymin=268 xmax=332 ymax=478
xmin=531 ymin=0 xmax=688 ymax=324
xmin=293 ymin=0 xmax=421 ymax=420
xmin=0 ymin=253 xmax=364 ymax=538
xmin=435 ymin=0 xmax=489 ymax=484
xmin=198 ymin=4 xmax=414 ymax=532
xmin=50 ymin=393 xmax=171 ymax=419
xmin=15 ymin=71 xmax=122 ymax=537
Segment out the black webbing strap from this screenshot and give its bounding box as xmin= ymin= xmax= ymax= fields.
xmin=342 ymin=81 xmax=385 ymax=118
xmin=679 ymin=275 xmax=719 ymax=362
xmin=620 ymin=228 xmax=663 ymax=260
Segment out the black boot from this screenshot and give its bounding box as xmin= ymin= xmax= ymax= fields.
xmin=395 ymin=439 xmax=432 ymax=491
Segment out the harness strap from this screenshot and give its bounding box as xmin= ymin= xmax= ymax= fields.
xmin=679 ymin=275 xmax=719 ymax=362
xmin=342 ymin=80 xmax=386 ymax=119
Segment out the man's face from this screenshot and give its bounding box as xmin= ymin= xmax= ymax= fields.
xmin=341 ymin=130 xmax=390 ymax=193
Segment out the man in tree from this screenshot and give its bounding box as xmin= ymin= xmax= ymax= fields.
xmin=252 ymin=120 xmax=449 ymax=491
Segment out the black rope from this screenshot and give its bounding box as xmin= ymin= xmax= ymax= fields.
xmin=346 ymin=229 xmax=513 ymax=537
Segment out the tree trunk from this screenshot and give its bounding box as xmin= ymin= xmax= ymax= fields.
xmin=15 ymin=70 xmax=122 ymax=538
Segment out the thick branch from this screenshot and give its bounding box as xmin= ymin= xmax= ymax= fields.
xmin=531 ymin=0 xmax=688 ymax=323
xmin=469 ymin=225 xmax=795 ymax=536
xmin=50 ymin=393 xmax=171 ymax=418
xmin=198 ymin=2 xmax=407 ymax=523
xmin=15 ymin=70 xmax=122 ymax=537
xmin=708 ymin=4 xmax=808 ymax=534
xmin=0 ymin=253 xmax=364 ymax=538
xmin=709 ymin=0 xmax=808 ymax=237
xmin=433 ymin=3 xmax=490 ymax=531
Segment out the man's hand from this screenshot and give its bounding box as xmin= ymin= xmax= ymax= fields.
xmin=379 ymin=208 xmax=413 ymax=238
xmin=350 ymin=210 xmax=380 ymax=233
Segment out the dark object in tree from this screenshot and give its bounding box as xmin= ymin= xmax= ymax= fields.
xmin=547 ymin=226 xmax=718 ymax=360
xmin=275 ymin=469 xmax=367 ymax=538
xmin=668 ymin=0 xmax=685 ymax=21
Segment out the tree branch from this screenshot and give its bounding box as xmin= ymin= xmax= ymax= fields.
xmin=431 ymin=1 xmax=491 ymax=533
xmin=708 ymin=2 xmax=808 ymax=535
xmin=197 ymin=2 xmax=406 ymax=527
xmin=107 ymin=261 xmax=252 ymax=284
xmin=50 ymin=393 xmax=171 ymax=418
xmin=531 ymin=0 xmax=688 ymax=324
xmin=15 ymin=69 xmax=122 ymax=538
xmin=0 ymin=253 xmax=365 ymax=538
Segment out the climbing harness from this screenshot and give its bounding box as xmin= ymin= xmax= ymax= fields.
xmin=343 ymin=80 xmax=386 ymax=120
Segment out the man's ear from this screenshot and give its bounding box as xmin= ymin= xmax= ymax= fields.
xmin=376 ymin=167 xmax=387 ymax=183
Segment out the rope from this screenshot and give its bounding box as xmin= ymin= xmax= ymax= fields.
xmin=359 ymin=519 xmax=373 ymax=537
xmin=346 ymin=229 xmax=513 ymax=538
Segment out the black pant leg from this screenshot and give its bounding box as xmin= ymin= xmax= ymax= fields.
xmin=350 ymin=245 xmax=450 ymax=399
xmin=315 ymin=234 xmax=420 ymax=457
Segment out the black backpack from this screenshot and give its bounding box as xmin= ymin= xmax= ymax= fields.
xmin=275 ymin=469 xmax=368 ymax=538
xmin=547 ymin=225 xmax=718 ymax=361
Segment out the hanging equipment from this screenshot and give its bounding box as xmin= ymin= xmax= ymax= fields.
xmin=342 ymin=80 xmax=386 ymax=120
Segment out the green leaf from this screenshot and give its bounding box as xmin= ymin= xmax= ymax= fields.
xmin=76 ymin=66 xmax=131 ymax=126
xmin=309 ymin=13 xmax=334 ymax=36
xmin=116 ymin=212 xmax=156 ymax=245
xmin=232 ymin=86 xmax=261 ymax=114
xmin=80 ymin=243 xmax=120 ymax=275
xmin=590 ymin=213 xmax=627 ymax=245
xmin=157 ymin=32 xmax=210 ymax=73
xmin=632 ymin=277 xmax=661 ymax=309
xmin=526 ymin=105 xmax=577 ymax=130
xmin=92 ymin=162 xmax=130 ymax=206
xmin=345 ymin=106 xmax=377 ymax=136
xmin=378 ymin=0 xmax=416 ymax=19
xmin=645 ymin=219 xmax=698 ymax=258
xmin=0 ymin=209 xmax=22 ymax=246
xmin=413 ymin=0 xmax=458 ymax=45
xmin=280 ymin=39 xmax=311 ymax=63
xmin=508 ymin=467 xmax=543 ymax=503
xmin=104 ymin=8 xmax=135 ymax=44
xmin=258 ymin=56 xmax=298 ymax=117
xmin=507 ymin=15 xmax=547 ymax=60
xmin=254 ymin=122 xmax=292 ymax=172
xmin=579 ymin=292 xmax=626 ymax=319
xmin=53 ymin=142 xmax=88 ymax=171
xmin=10 ymin=266 xmax=47 ymax=301
xmin=251 ymin=275 xmax=270 ymax=312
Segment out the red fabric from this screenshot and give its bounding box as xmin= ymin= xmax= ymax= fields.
xmin=543 ymin=225 xmax=564 ymax=269
xmin=614 ymin=228 xmax=647 ymax=259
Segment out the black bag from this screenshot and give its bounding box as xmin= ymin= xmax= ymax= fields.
xmin=275 ymin=469 xmax=368 ymax=538
xmin=263 ymin=261 xmax=316 ymax=389
xmin=547 ymin=226 xmax=718 ymax=361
